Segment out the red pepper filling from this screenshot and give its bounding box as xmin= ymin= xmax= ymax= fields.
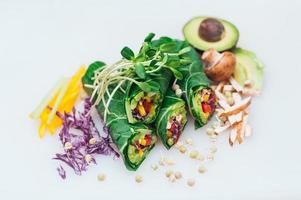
xmin=133 ymin=134 xmax=153 ymax=153
xmin=200 ymin=88 xmax=216 ymax=116
xmin=132 ymin=98 xmax=154 ymax=120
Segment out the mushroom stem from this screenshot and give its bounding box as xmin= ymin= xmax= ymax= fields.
xmin=202 ymin=49 xmax=223 ymax=68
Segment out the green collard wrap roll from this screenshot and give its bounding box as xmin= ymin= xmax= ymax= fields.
xmin=125 ymin=68 xmax=172 ymax=124
xmin=123 ymin=35 xmax=188 ymax=125
xmin=155 ymin=89 xmax=187 ymax=149
xmin=82 ymin=62 xmax=157 ymax=171
xmin=176 ymin=41 xmax=217 ymax=129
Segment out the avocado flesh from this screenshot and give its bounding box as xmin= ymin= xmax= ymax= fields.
xmin=127 ymin=131 xmax=155 ymax=166
xmin=127 ymin=92 xmax=160 ymax=124
xmin=193 ymin=91 xmax=209 ymax=124
xmin=233 ymin=48 xmax=264 ymax=91
xmin=183 ymin=16 xmax=239 ymax=52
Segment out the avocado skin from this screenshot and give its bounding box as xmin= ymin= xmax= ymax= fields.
xmin=183 ymin=16 xmax=239 ymax=52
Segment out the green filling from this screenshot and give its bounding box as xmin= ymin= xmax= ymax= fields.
xmin=192 ymin=87 xmax=212 ymax=124
xmin=127 ymin=130 xmax=156 ymax=166
xmin=129 ymin=92 xmax=161 ymax=124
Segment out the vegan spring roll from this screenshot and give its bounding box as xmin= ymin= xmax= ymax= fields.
xmin=82 ymin=62 xmax=157 ymax=170
xmin=176 ymin=41 xmax=217 ymax=128
xmin=155 ymin=89 xmax=187 ymax=149
xmin=125 ymin=69 xmax=171 ymax=124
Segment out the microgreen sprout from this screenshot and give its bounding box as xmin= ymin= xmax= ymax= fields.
xmin=85 ymin=34 xmax=193 ymax=123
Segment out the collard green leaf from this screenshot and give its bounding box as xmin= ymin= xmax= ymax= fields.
xmin=82 ymin=64 xmax=156 ymax=171
xmin=81 ymin=61 xmax=106 ymax=95
xmin=175 ymin=40 xmax=211 ymax=129
xmin=155 ymin=89 xmax=187 ymax=149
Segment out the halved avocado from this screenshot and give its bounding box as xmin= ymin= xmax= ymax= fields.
xmin=233 ymin=48 xmax=264 ymax=91
xmin=183 ymin=16 xmax=239 ymax=52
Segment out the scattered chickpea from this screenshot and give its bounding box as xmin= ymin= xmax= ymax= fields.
xmin=165 ymin=170 xmax=173 ymax=178
xmin=165 ymin=159 xmax=175 ymax=166
xmin=172 ymin=84 xmax=180 ymax=91
xmin=159 ymin=158 xmax=165 ymax=166
xmin=187 ymin=178 xmax=195 ymax=187
xmin=151 ymin=164 xmax=158 ymax=171
xmin=85 ymin=154 xmax=93 ymax=163
xmin=169 ymin=174 xmax=176 ymax=183
xmin=175 ymin=88 xmax=182 ymax=97
xmin=64 ymin=142 xmax=73 ymax=150
xmin=89 ymin=137 xmax=97 ymax=145
xmin=189 ymin=150 xmax=199 ymax=159
xmin=198 ymin=165 xmax=207 ymax=174
xmin=185 ymin=138 xmax=193 ymax=145
xmin=179 ymin=145 xmax=187 ymax=154
xmin=175 ymin=171 xmax=182 ymax=179
xmin=196 ymin=153 xmax=205 ymax=161
xmin=209 ymin=134 xmax=217 ymax=139
xmin=135 ymin=175 xmax=143 ymax=183
xmin=97 ymin=173 xmax=106 ymax=182
xmin=206 ymin=128 xmax=215 ymax=136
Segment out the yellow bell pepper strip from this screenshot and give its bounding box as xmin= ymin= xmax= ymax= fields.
xmin=30 ymin=66 xmax=87 ymax=138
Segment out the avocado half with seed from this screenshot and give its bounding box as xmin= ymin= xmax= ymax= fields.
xmin=183 ymin=16 xmax=239 ymax=52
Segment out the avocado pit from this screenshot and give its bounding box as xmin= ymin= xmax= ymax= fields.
xmin=199 ymin=18 xmax=225 ymax=42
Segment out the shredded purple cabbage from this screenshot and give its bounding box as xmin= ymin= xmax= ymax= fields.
xmin=57 ymin=165 xmax=66 ymax=179
xmin=53 ymin=98 xmax=119 ymax=179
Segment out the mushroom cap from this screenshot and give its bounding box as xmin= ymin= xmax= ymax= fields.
xmin=203 ymin=50 xmax=236 ymax=82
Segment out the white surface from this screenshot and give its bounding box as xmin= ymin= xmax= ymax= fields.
xmin=0 ymin=0 xmax=301 ymax=199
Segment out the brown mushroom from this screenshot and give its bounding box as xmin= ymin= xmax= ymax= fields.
xmin=202 ymin=48 xmax=236 ymax=82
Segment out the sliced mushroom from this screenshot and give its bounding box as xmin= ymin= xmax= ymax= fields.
xmin=202 ymin=49 xmax=236 ymax=82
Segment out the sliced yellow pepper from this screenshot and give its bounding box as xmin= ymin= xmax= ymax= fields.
xmin=138 ymin=149 xmax=144 ymax=157
xmin=140 ymin=139 xmax=147 ymax=146
xmin=137 ymin=104 xmax=146 ymax=117
xmin=36 ymin=66 xmax=86 ymax=138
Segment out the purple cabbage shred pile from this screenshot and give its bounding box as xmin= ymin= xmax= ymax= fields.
xmin=53 ymin=98 xmax=119 ymax=179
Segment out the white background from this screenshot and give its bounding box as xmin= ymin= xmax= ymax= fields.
xmin=0 ymin=0 xmax=300 ymax=199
